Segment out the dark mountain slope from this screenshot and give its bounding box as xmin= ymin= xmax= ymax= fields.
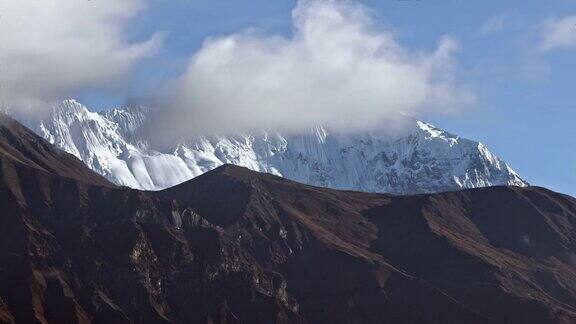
xmin=159 ymin=165 xmax=493 ymax=323
xmin=0 ymin=117 xmax=303 ymax=323
xmin=1 ymin=115 xmax=576 ymax=323
xmin=0 ymin=114 xmax=112 ymax=189
xmin=160 ymin=165 xmax=576 ymax=323
xmin=366 ymin=187 xmax=576 ymax=323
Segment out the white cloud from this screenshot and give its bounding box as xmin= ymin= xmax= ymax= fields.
xmin=480 ymin=14 xmax=508 ymax=36
xmin=0 ymin=0 xmax=162 ymax=109
xmin=151 ymin=0 xmax=473 ymax=138
xmin=539 ymin=15 xmax=576 ymax=52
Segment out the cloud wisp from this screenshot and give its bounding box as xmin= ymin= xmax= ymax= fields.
xmin=147 ymin=0 xmax=473 ymax=140
xmin=538 ymin=15 xmax=576 ymax=52
xmin=0 ymin=0 xmax=162 ymax=112
xmin=480 ymin=14 xmax=509 ymax=36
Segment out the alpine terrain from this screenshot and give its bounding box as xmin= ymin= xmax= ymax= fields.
xmin=17 ymin=100 xmax=527 ymax=193
xmin=1 ymin=114 xmax=576 ymax=323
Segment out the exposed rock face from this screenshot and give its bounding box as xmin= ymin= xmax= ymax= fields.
xmin=1 ymin=115 xmax=575 ymax=323
xmin=20 ymin=100 xmax=527 ymax=193
xmin=0 ymin=115 xmax=303 ymax=323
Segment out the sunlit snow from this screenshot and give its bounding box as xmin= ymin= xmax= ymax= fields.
xmin=22 ymin=100 xmax=527 ymax=194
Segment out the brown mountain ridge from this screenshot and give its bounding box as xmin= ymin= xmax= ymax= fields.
xmin=1 ymin=115 xmax=576 ymax=323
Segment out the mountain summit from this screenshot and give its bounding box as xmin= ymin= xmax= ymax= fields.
xmin=19 ymin=100 xmax=527 ymax=193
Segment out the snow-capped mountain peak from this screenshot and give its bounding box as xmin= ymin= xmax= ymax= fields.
xmin=20 ymin=100 xmax=528 ymax=193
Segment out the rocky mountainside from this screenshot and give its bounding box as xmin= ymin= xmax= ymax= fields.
xmin=0 ymin=114 xmax=112 ymax=187
xmin=19 ymin=99 xmax=527 ymax=193
xmin=1 ymin=115 xmax=575 ymax=323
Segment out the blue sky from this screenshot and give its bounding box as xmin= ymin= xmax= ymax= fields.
xmin=5 ymin=0 xmax=574 ymax=195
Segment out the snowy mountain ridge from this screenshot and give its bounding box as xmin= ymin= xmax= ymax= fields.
xmin=21 ymin=99 xmax=527 ymax=194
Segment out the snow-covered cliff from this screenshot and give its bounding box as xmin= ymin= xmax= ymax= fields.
xmin=22 ymin=100 xmax=527 ymax=193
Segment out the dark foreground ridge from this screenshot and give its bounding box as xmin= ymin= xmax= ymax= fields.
xmin=1 ymin=115 xmax=576 ymax=323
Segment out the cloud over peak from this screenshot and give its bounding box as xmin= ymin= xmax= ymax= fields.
xmin=152 ymin=0 xmax=473 ymax=137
